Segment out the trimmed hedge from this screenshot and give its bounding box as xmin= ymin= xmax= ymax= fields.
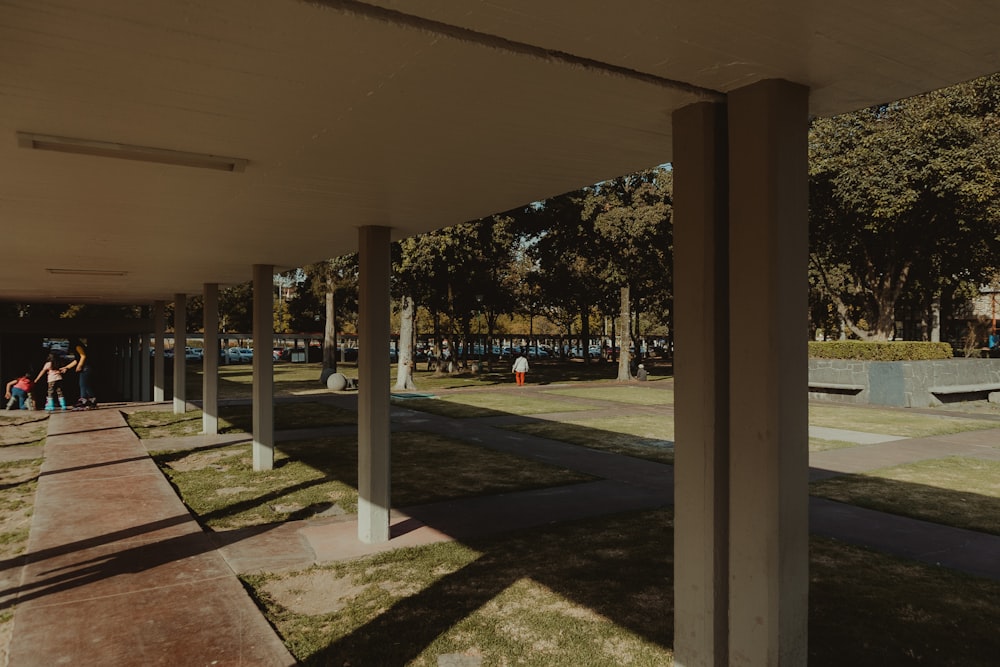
xmin=808 ymin=341 xmax=953 ymax=361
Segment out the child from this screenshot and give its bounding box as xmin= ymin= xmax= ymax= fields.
xmin=4 ymin=372 xmax=33 ymax=410
xmin=34 ymin=352 xmax=68 ymax=412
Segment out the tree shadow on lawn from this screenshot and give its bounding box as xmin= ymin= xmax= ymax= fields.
xmin=260 ymin=508 xmax=1000 ymax=667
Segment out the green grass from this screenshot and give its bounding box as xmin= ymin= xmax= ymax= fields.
xmin=810 ymin=456 xmax=1000 ymax=535
xmin=543 ymin=385 xmax=674 ymax=406
xmin=0 ymin=458 xmax=42 ymax=559
xmin=393 ymin=392 xmax=590 ymax=419
xmin=240 ymin=508 xmax=1000 ymax=666
xmin=0 ymin=415 xmax=47 ymax=447
xmin=809 ymin=405 xmax=999 ymax=437
xmin=502 ymin=414 xmax=675 ymax=464
xmin=153 ymin=431 xmax=593 ymax=530
xmin=809 ymin=437 xmax=864 ymax=452
xmin=126 ymin=402 xmax=357 ymax=439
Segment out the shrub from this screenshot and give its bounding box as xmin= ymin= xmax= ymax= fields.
xmin=808 ymin=341 xmax=953 ymax=361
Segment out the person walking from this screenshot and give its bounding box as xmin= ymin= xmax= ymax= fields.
xmin=35 ymin=352 xmax=68 ymax=411
xmin=512 ymin=352 xmax=529 ymax=386
xmin=4 ymin=372 xmax=33 ymax=410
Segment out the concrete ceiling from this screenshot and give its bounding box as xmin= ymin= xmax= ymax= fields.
xmin=2 ymin=0 xmax=999 ymax=303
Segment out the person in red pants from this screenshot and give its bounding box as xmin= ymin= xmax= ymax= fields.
xmin=512 ymin=353 xmax=529 ymax=386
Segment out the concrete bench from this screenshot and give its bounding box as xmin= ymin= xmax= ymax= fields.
xmin=928 ymin=383 xmax=1000 ymax=395
xmin=808 ymin=381 xmax=865 ymax=393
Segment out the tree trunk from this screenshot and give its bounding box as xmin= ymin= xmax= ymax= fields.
xmin=617 ymin=285 xmax=632 ymax=381
xmin=580 ymin=304 xmax=591 ymax=365
xmin=930 ymin=291 xmax=942 ymax=342
xmin=323 ymin=286 xmax=337 ymax=371
xmin=394 ymin=294 xmax=417 ymax=390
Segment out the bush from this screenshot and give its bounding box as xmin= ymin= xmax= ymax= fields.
xmin=808 ymin=341 xmax=953 ymax=361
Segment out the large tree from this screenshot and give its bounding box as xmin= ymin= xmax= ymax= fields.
xmin=585 ymin=168 xmax=673 ymax=380
xmin=810 ymin=74 xmax=1000 ymax=340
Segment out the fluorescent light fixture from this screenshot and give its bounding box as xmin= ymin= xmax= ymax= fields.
xmin=47 ymin=268 xmax=128 ymax=277
xmin=17 ymin=132 xmax=247 ymax=172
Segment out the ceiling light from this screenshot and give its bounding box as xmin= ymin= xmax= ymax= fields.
xmin=17 ymin=132 xmax=248 ymax=172
xmin=47 ymin=268 xmax=128 ymax=277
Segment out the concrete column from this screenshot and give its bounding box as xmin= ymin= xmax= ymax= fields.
xmin=203 ymin=283 xmax=220 ymax=435
xmin=357 ymin=225 xmax=391 ymax=544
xmin=130 ymin=334 xmax=141 ymax=401
xmin=727 ymin=79 xmax=810 ymax=665
xmin=672 ymin=101 xmax=730 ymax=667
xmin=173 ymin=294 xmax=187 ymax=414
xmin=252 ymin=265 xmax=274 ymax=471
xmin=153 ymin=300 xmax=166 ymax=402
xmin=140 ymin=329 xmax=150 ymax=402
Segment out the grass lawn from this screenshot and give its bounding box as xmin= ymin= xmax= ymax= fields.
xmin=502 ymin=414 xmax=675 ymax=464
xmin=809 ymin=437 xmax=865 ymax=452
xmin=393 ymin=392 xmax=590 ymax=419
xmin=152 ymin=431 xmax=593 ymax=530
xmin=810 ymin=456 xmax=1000 ymax=535
xmin=0 ymin=414 xmax=47 ymax=448
xmin=542 ymin=384 xmax=674 ymax=406
xmin=241 ymin=508 xmax=1000 ymax=666
xmin=126 ymin=401 xmax=356 ymax=439
xmin=809 ymin=404 xmax=999 ymax=437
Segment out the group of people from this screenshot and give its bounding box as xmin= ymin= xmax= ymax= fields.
xmin=3 ymin=340 xmax=97 ymax=412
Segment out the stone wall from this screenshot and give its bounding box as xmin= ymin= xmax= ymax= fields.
xmin=808 ymin=358 xmax=1000 ymax=407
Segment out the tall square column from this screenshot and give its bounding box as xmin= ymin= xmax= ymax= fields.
xmin=173 ymin=294 xmax=186 ymax=414
xmin=203 ymin=283 xmax=220 ymax=435
xmin=252 ymin=265 xmax=274 ymax=471
xmin=153 ymin=300 xmax=165 ymax=402
xmin=357 ymin=225 xmax=391 ymax=544
xmin=140 ymin=327 xmax=150 ymax=402
xmin=727 ymin=79 xmax=810 ymax=665
xmin=672 ymin=101 xmax=730 ymax=667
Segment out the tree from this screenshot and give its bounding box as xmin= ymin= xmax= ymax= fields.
xmin=290 ymin=256 xmax=358 ymax=372
xmin=810 ymin=74 xmax=1000 ymax=340
xmin=585 ymin=168 xmax=673 ymax=380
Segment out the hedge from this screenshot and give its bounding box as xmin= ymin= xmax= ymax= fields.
xmin=808 ymin=341 xmax=953 ymax=361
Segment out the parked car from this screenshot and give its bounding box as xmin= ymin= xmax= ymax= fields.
xmin=185 ymin=347 xmax=203 ymax=361
xmin=226 ymin=347 xmax=253 ymax=363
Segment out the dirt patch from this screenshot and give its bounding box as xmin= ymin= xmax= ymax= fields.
xmin=264 ymin=571 xmax=368 ymax=616
xmin=0 ymin=415 xmax=47 ymax=447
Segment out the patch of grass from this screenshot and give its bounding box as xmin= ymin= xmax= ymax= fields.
xmin=155 ymin=431 xmax=593 ymax=530
xmin=0 ymin=415 xmax=47 ymax=447
xmin=395 ymin=393 xmax=590 ymax=419
xmin=809 ymin=405 xmax=999 ymax=437
xmin=809 ymin=437 xmax=863 ymax=452
xmin=243 ymin=509 xmax=675 ymax=666
xmin=810 ymin=456 xmax=1000 ymax=535
xmin=543 ymin=385 xmax=674 ymax=406
xmin=809 ymin=537 xmax=1000 ymax=666
xmin=241 ymin=509 xmax=1000 ymax=666
xmin=0 ymin=458 xmax=41 ymax=559
xmin=127 ymin=402 xmax=356 ymax=439
xmin=502 ymin=414 xmax=675 ymax=464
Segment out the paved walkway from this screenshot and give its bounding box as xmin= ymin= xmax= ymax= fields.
xmin=4 ymin=389 xmax=1000 ymax=664
xmin=4 ymin=410 xmax=295 ymax=667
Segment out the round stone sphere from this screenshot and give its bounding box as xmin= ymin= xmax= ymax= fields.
xmin=326 ymin=372 xmax=348 ymax=391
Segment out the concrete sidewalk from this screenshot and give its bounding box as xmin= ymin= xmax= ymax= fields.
xmin=6 ymin=410 xmax=295 ymax=667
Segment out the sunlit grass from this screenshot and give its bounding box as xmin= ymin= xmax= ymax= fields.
xmin=393 ymin=392 xmax=590 ymax=419
xmin=811 ymin=456 xmax=1000 ymax=535
xmin=809 ymin=405 xmax=999 ymax=437
xmin=153 ymin=431 xmax=593 ymax=530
